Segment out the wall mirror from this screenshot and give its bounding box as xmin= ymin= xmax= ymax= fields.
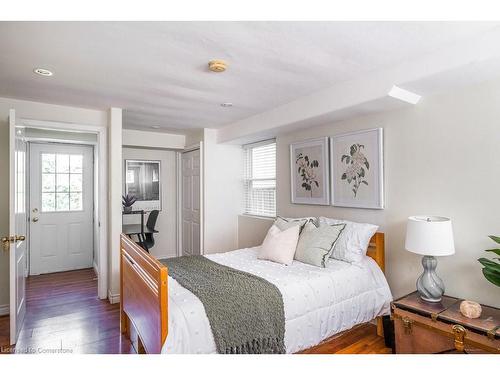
xmin=125 ymin=159 xmax=161 ymax=211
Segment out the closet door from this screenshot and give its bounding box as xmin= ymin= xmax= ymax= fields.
xmin=181 ymin=149 xmax=200 ymax=255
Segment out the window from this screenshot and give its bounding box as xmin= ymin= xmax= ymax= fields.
xmin=41 ymin=153 xmax=83 ymax=212
xmin=243 ymin=140 xmax=276 ymax=217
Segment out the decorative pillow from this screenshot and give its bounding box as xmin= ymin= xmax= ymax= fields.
xmin=294 ymin=221 xmax=346 ymax=268
xmin=319 ymin=217 xmax=379 ymax=264
xmin=258 ymin=225 xmax=300 ymax=266
xmin=273 ymin=216 xmax=309 ymax=232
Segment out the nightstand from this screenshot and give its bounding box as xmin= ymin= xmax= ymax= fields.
xmin=391 ymin=291 xmax=500 ymax=354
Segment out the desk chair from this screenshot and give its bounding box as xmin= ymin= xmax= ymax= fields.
xmin=137 ymin=210 xmax=159 ymax=251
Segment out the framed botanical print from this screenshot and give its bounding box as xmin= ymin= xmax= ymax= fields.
xmin=330 ymin=128 xmax=384 ymax=209
xmin=290 ymin=137 xmax=330 ymax=205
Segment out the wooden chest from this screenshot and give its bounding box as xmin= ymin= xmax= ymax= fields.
xmin=392 ymin=292 xmax=500 ymax=354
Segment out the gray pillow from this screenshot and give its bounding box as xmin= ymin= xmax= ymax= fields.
xmin=294 ymin=221 xmax=346 ymax=268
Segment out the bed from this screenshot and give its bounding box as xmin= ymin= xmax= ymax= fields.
xmin=119 ymin=232 xmax=392 ymax=354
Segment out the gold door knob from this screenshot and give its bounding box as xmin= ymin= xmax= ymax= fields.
xmin=32 ymin=217 xmax=39 ymax=223
xmin=16 ymin=235 xmax=26 ymax=242
xmin=1 ymin=236 xmax=14 ymax=251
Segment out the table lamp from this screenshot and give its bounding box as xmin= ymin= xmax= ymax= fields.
xmin=405 ymin=216 xmax=455 ymax=303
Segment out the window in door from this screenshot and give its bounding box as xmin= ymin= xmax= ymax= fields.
xmin=41 ymin=153 xmax=84 ymax=212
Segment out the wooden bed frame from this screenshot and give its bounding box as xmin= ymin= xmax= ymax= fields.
xmin=120 ymin=232 xmax=386 ymax=354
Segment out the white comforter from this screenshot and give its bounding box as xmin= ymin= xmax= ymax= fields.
xmin=162 ymin=247 xmax=392 ymax=354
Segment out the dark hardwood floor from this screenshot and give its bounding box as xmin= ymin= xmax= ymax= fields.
xmin=1 ymin=268 xmax=134 ymax=354
xmin=0 ymin=268 xmax=390 ymax=354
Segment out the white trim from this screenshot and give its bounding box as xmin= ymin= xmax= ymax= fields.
xmin=108 ymin=291 xmax=120 ymax=304
xmin=19 ymin=117 xmax=109 ymax=300
xmin=176 ymin=152 xmax=182 ymax=257
xmin=0 ymin=304 xmax=9 ymax=316
xmin=242 ymin=138 xmax=276 ymax=149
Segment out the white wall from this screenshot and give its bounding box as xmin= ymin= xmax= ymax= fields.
xmin=122 ymin=147 xmax=177 ymax=258
xmin=0 ymin=97 xmax=109 ymax=311
xmin=239 ymin=78 xmax=500 ymax=308
xmin=237 ymin=215 xmax=273 ymax=249
xmin=108 ymin=108 xmax=122 ymax=302
xmin=122 ymin=129 xmax=184 ymax=150
xmin=202 ymin=129 xmax=243 ymax=254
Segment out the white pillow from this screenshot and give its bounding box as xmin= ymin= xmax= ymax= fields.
xmin=258 ymin=225 xmax=300 ymax=266
xmin=274 ymin=216 xmax=309 ymax=232
xmin=319 ymin=217 xmax=378 ymax=264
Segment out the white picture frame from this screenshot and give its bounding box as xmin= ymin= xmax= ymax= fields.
xmin=330 ymin=128 xmax=384 ymax=209
xmin=290 ymin=137 xmax=330 ymax=205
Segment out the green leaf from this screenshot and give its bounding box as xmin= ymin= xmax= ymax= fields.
xmin=486 ymin=249 xmax=500 ymax=256
xmin=482 ymin=267 xmax=500 ymax=287
xmin=341 ymin=173 xmax=347 ymax=180
xmin=314 ymin=181 xmax=319 ymax=187
xmin=361 ymin=180 xmax=368 ymax=185
xmin=365 ymin=160 xmax=370 ymax=169
xmin=489 ymin=235 xmax=500 ymax=245
xmin=478 ymin=257 xmax=500 ymax=273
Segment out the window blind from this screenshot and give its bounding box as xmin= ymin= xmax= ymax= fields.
xmin=243 ymin=140 xmax=276 ymax=217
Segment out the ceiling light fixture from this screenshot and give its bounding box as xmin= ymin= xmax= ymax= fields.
xmin=151 ymin=125 xmax=160 ymax=129
xmin=33 ymin=68 xmax=53 ymax=77
xmin=208 ymin=60 xmax=227 ymax=72
xmin=388 ymin=85 xmax=421 ymax=104
xmin=220 ymin=102 xmax=233 ymax=107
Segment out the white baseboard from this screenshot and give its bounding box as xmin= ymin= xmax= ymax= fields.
xmin=0 ymin=304 xmax=9 ymax=316
xmin=108 ymin=291 xmax=120 ymax=304
xmin=93 ymin=261 xmax=99 ymax=277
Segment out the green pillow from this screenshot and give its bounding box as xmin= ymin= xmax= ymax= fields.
xmin=294 ymin=221 xmax=346 ymax=268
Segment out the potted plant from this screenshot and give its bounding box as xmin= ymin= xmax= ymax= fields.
xmin=478 ymin=235 xmax=500 ymax=287
xmin=122 ymin=194 xmax=137 ymax=213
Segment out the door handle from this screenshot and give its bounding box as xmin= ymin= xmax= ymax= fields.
xmin=32 ymin=217 xmax=39 ymax=223
xmin=1 ymin=235 xmax=15 ymax=251
xmin=16 ymin=235 xmax=26 ymax=242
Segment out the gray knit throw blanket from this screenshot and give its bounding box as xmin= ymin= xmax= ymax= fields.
xmin=160 ymin=255 xmax=286 ymax=354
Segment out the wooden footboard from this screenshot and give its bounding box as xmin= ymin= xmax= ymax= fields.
xmin=120 ymin=234 xmax=168 ymax=353
xmin=120 ymin=232 xmax=386 ymax=354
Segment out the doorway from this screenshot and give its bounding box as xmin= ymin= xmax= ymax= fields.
xmin=29 ymin=143 xmax=94 ymax=275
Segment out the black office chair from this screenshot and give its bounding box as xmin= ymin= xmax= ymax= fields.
xmin=137 ymin=210 xmax=159 ymax=252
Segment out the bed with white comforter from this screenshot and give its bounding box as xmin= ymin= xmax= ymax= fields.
xmin=162 ymin=246 xmax=392 ymax=354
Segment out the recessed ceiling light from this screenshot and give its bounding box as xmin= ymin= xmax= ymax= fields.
xmin=220 ymin=102 xmax=233 ymax=107
xmin=151 ymin=125 xmax=160 ymax=129
xmin=388 ymin=85 xmax=421 ymax=104
xmin=33 ymin=68 xmax=53 ymax=77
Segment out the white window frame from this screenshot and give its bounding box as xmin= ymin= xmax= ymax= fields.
xmin=243 ymin=139 xmax=276 ymax=218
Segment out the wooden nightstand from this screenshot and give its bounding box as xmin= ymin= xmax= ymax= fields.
xmin=391 ymin=291 xmax=500 ymax=354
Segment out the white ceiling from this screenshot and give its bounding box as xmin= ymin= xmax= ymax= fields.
xmin=0 ymin=21 xmax=499 ymax=133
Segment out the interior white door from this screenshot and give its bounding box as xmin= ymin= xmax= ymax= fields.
xmin=181 ymin=149 xmax=200 ymax=256
xmin=7 ymin=109 xmax=27 ymax=345
xmin=29 ymin=143 xmax=94 ymax=275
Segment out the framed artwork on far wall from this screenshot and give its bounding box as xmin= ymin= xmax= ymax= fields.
xmin=290 ymin=137 xmax=330 ymax=205
xmin=125 ymin=159 xmax=162 ymax=211
xmin=330 ymin=128 xmax=384 ymax=209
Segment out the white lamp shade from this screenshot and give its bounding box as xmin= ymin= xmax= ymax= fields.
xmin=405 ymin=216 xmax=455 ymax=256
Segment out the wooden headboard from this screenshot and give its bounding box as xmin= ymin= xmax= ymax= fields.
xmin=367 ymin=232 xmax=385 ymax=273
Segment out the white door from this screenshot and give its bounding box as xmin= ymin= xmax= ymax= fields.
xmin=181 ymin=149 xmax=200 ymax=256
xmin=6 ymin=109 xmax=27 ymax=345
xmin=29 ymin=143 xmax=94 ymax=275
